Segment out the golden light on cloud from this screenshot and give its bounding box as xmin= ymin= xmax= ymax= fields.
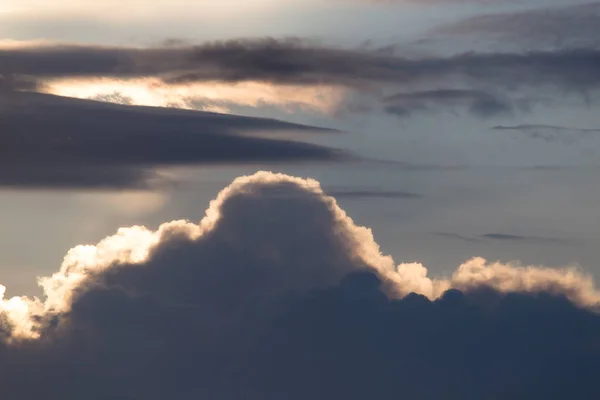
xmin=44 ymin=77 xmax=348 ymax=115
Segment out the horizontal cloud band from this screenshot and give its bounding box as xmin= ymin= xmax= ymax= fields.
xmin=0 ymin=91 xmax=344 ymax=189
xmin=2 ymin=39 xmax=600 ymax=90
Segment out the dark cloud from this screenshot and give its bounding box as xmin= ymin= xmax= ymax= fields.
xmin=1 ymin=172 xmax=599 ymax=399
xmin=0 ymin=39 xmax=598 ymax=92
xmin=0 ymin=90 xmax=343 ymax=190
xmin=435 ymin=231 xmax=572 ymax=245
xmin=481 ymin=233 xmax=572 ymax=244
xmin=0 ymin=74 xmax=41 ymax=92
xmin=492 ymin=124 xmax=600 ymax=143
xmin=436 ymin=2 xmax=600 ymax=50
xmin=0 ymin=165 xmax=166 ymax=191
xmin=384 ymin=89 xmax=513 ymax=118
xmin=3 ymin=38 xmax=600 ymax=118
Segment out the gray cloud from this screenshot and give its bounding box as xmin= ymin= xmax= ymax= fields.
xmin=436 ymin=2 xmax=600 ymax=50
xmin=3 ymin=38 xmax=600 ymax=118
xmin=384 ymin=89 xmax=513 ymax=118
xmin=0 ymin=90 xmax=344 ymax=189
xmin=433 ymin=232 xmax=482 ymax=242
xmin=492 ymin=124 xmax=600 ymax=143
xmin=481 ymin=233 xmax=572 ymax=244
xmin=0 ymin=165 xmax=166 ymax=191
xmin=434 ymin=231 xmax=573 ymax=245
xmin=0 ymin=74 xmax=40 ymax=91
xmin=1 ymin=172 xmax=599 ymax=399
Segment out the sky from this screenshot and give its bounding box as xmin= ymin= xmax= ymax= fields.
xmin=1 ymin=0 xmax=600 ymax=398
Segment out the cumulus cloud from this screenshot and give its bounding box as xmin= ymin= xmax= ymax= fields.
xmin=0 ymin=90 xmax=343 ymax=189
xmin=0 ymin=171 xmax=599 ymax=398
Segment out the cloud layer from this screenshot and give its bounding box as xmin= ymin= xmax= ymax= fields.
xmin=492 ymin=124 xmax=600 ymax=143
xmin=436 ymin=2 xmax=600 ymax=50
xmin=3 ymin=39 xmax=600 ymax=90
xmin=0 ymin=90 xmax=342 ymax=189
xmin=3 ymin=37 xmax=600 ymax=119
xmin=1 ymin=171 xmax=599 ymax=399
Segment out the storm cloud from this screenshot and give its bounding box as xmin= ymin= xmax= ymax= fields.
xmin=0 ymin=90 xmax=342 ymax=189
xmin=0 ymin=172 xmax=599 ymax=399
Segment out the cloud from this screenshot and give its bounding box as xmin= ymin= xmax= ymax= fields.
xmin=1 ymin=171 xmax=599 ymax=398
xmin=0 ymin=90 xmax=343 ymax=190
xmin=435 ymin=231 xmax=573 ymax=245
xmin=384 ymin=89 xmax=513 ymax=118
xmin=481 ymin=233 xmax=572 ymax=244
xmin=0 ymin=165 xmax=166 ymax=191
xmin=492 ymin=124 xmax=600 ymax=143
xmin=436 ymin=2 xmax=600 ymax=50
xmin=3 ymin=38 xmax=598 ymax=90
xmin=46 ymin=78 xmax=350 ymax=116
xmin=433 ymin=231 xmax=482 ymax=242
xmin=0 ymin=74 xmax=40 ymax=91
xmin=4 ymin=38 xmax=600 ymax=118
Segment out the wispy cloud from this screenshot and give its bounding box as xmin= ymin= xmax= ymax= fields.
xmin=435 ymin=231 xmax=574 ymax=245
xmin=435 ymin=2 xmax=600 ymax=50
xmin=384 ymin=89 xmax=513 ymax=118
xmin=492 ymin=124 xmax=600 ymax=143
xmin=481 ymin=233 xmax=573 ymax=244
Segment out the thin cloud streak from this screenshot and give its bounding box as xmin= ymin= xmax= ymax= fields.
xmin=384 ymin=89 xmax=513 ymax=118
xmin=436 ymin=2 xmax=600 ymax=50
xmin=492 ymin=124 xmax=600 ymax=143
xmin=434 ymin=231 xmax=574 ymax=245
